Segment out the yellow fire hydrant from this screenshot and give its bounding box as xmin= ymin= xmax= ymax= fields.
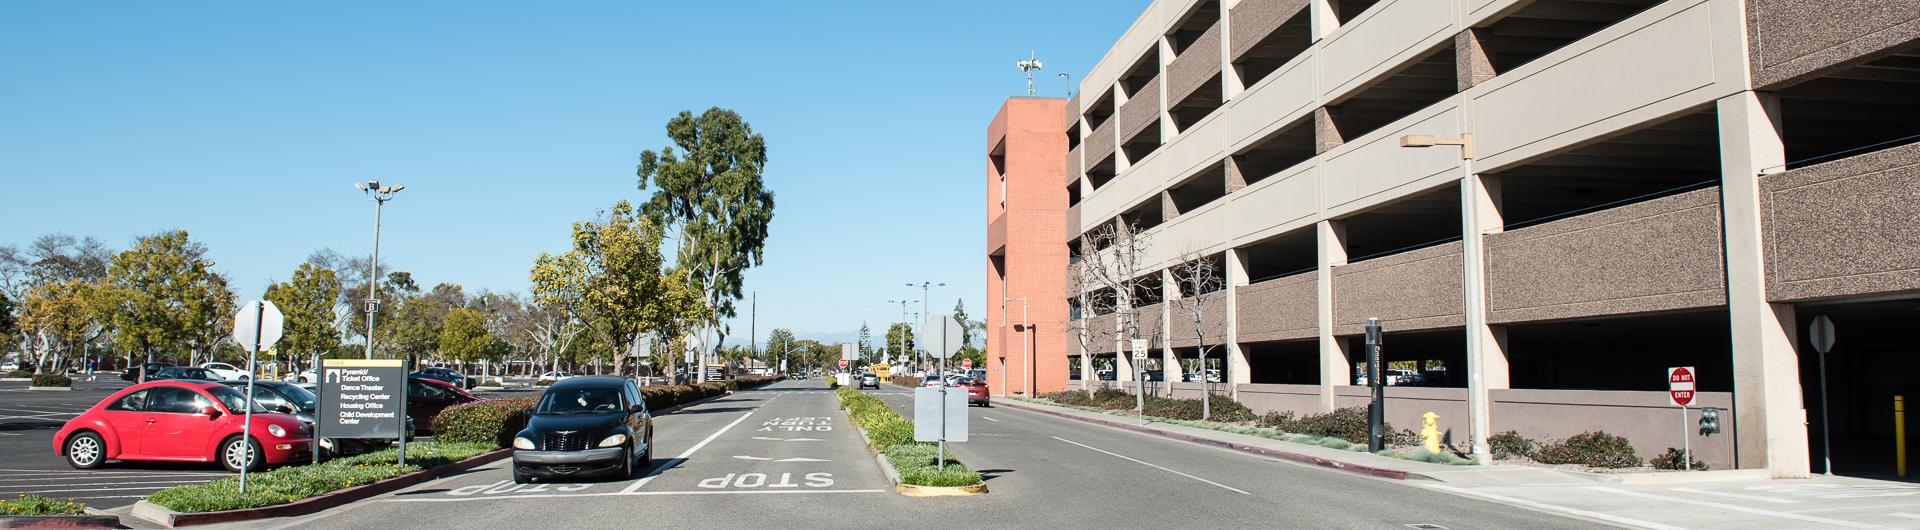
xmin=1421 ymin=412 xmax=1442 ymax=454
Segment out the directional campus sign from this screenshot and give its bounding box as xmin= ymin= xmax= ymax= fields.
xmin=1668 ymin=366 xmax=1696 ymax=407
xmin=319 ymin=359 xmax=408 ymax=438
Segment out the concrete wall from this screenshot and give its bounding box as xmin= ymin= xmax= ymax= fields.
xmin=1745 ymin=0 xmax=1920 ymax=89
xmin=1486 ymin=187 xmax=1727 ymax=324
xmin=1086 ymin=114 xmax=1117 ymax=171
xmin=1228 ymin=0 xmax=1308 ymax=60
xmin=1168 ymin=21 xmax=1224 ymax=106
xmin=1169 ymin=290 xmax=1230 ymax=347
xmin=985 ymin=98 xmax=1074 ymax=396
xmin=1762 ymin=142 xmax=1920 ymax=302
xmin=1332 ymin=242 xmax=1464 ymax=334
xmin=1236 ymin=272 xmax=1317 ymax=341
xmin=1236 ymin=383 xmax=1324 ymax=415
xmin=1493 ymin=388 xmax=1736 ymax=471
xmin=1119 ymin=74 xmax=1163 ymax=144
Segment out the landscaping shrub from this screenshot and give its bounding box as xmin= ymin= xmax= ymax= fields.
xmin=147 ymin=441 xmax=493 ymax=513
xmin=6 ymin=369 xmax=32 ymax=379
xmin=1649 ymin=447 xmax=1709 ymax=471
xmin=1533 ymin=431 xmax=1640 ymax=469
xmin=891 ymin=376 xmax=922 ymax=388
xmin=432 ymin=397 xmax=536 ymax=448
xmin=30 ymin=373 xmax=71 ymax=387
xmin=835 ymin=387 xmax=983 ymax=487
xmin=534 ymin=379 xmax=555 ymax=386
xmin=0 ymin=494 xmax=85 ymax=516
xmin=884 ymin=444 xmax=982 ymax=487
xmin=1040 ymin=390 xmax=1093 ymax=407
xmin=1488 ymin=430 xmax=1537 ymax=461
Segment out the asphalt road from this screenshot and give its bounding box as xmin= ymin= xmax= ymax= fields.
xmin=206 ymin=380 xmax=1605 ymax=529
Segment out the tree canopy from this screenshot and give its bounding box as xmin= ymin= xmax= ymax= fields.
xmin=636 ymin=107 xmax=776 ymax=335
xmin=97 ymin=230 xmax=232 ymax=360
xmin=264 ymin=262 xmax=342 ymax=359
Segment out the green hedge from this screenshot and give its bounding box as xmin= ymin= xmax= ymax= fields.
xmin=147 ymin=441 xmax=494 ymax=513
xmin=890 ymin=376 xmax=922 ymax=388
xmin=1041 ymin=389 xmax=1258 ymax=423
xmin=6 ymin=370 xmax=33 ymax=379
xmin=433 ymin=397 xmax=537 ymax=448
xmin=31 ymin=373 xmax=71 ymax=387
xmin=0 ymin=494 xmax=86 ymax=516
xmin=836 ymin=387 xmax=981 ymax=487
xmin=1533 ymin=431 xmax=1640 ymax=469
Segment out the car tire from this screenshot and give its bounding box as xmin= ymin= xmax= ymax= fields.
xmin=220 ymin=435 xmax=263 ymax=473
xmin=638 ymin=433 xmax=653 ymax=469
xmin=513 ymin=471 xmax=531 ymax=484
xmin=618 ymin=446 xmax=635 ymax=479
xmin=64 ymin=432 xmax=106 ymax=469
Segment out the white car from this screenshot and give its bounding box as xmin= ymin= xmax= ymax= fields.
xmin=1 ymin=360 xmax=19 ymax=372
xmin=537 ymin=371 xmax=574 ymax=383
xmin=199 ymin=362 xmax=251 ymax=381
xmin=296 ymin=368 xmax=319 ymax=383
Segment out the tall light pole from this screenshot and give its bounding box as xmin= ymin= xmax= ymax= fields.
xmin=907 ymin=282 xmax=944 ymax=371
xmin=1401 ymin=132 xmax=1490 ymax=463
xmin=1004 ymin=297 xmax=1029 ymax=397
xmin=887 ymin=299 xmax=916 ymax=366
xmin=355 ymin=180 xmax=405 ymax=360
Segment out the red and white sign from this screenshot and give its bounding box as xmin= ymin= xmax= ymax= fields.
xmin=962 ymin=358 xmax=973 ymax=370
xmin=838 ymin=359 xmax=849 ymax=369
xmin=1668 ymin=366 xmax=1696 ymax=407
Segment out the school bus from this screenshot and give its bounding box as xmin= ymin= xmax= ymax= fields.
xmin=869 ymin=363 xmax=891 ymax=379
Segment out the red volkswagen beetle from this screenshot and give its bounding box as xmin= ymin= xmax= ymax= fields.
xmin=54 ymin=380 xmax=312 ymax=472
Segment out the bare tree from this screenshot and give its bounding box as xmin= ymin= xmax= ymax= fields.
xmin=1066 ymin=220 xmax=1158 ymax=415
xmin=1171 ymin=249 xmax=1226 ymax=420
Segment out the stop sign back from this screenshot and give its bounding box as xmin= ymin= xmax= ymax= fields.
xmin=1668 ymin=366 xmax=1696 ymax=407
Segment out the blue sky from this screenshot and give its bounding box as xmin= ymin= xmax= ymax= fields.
xmin=0 ymin=1 xmax=1147 ymax=344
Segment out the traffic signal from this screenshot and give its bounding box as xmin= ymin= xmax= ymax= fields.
xmin=1699 ymin=407 xmax=1722 ymax=436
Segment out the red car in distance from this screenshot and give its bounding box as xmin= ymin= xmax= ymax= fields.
xmin=54 ymin=380 xmax=313 ymax=472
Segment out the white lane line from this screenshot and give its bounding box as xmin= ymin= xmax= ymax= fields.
xmin=0 ymin=485 xmax=194 ymax=494
xmin=1670 ymin=487 xmax=1800 ymax=504
xmin=1592 ymin=487 xmax=1889 ymax=529
xmin=1051 ymin=436 xmax=1250 ymax=495
xmin=0 ymin=474 xmax=227 ymax=483
xmin=1419 ymin=484 xmax=1686 ymax=530
xmin=618 ymin=409 xmax=758 ymax=494
xmin=1891 ymin=513 xmax=1920 ymax=520
xmin=0 ymin=470 xmax=228 ymax=477
xmin=388 ymin=488 xmax=889 ymax=503
xmin=0 ymin=480 xmax=211 ymax=488
xmin=981 ymin=416 xmax=1000 ymax=422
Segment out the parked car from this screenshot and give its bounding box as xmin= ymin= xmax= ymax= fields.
xmin=968 ymin=368 xmax=987 ymax=381
xmin=122 ymin=363 xmax=176 ymax=382
xmin=857 ymin=374 xmax=880 ymax=389
xmin=1 ymin=360 xmax=19 ymax=372
xmin=295 ymin=368 xmax=319 ymax=383
xmin=511 ymin=376 xmax=654 ymax=483
xmin=1096 ymin=369 xmax=1116 ymax=381
xmin=412 ymin=367 xmax=472 ymax=389
xmin=53 ymin=380 xmax=312 ymax=471
xmin=963 ymin=378 xmax=991 ymax=407
xmin=1141 ymin=370 xmax=1165 ymax=382
xmin=199 ymin=362 xmax=250 ymax=381
xmin=537 ymin=371 xmax=574 ymax=384
xmin=149 ymin=367 xmax=220 ymax=381
xmin=407 ymin=377 xmax=481 ymax=434
xmin=920 ymin=375 xmax=945 ymax=387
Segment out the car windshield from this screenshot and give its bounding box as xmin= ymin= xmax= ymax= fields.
xmin=535 ymin=387 xmax=624 ymax=415
xmin=205 ymin=385 xmax=269 ymax=414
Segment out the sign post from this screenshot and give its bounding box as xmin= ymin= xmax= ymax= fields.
xmin=231 ymin=300 xmax=284 ymax=493
xmin=1669 ymin=366 xmax=1697 ymax=471
xmin=1131 ymin=338 xmax=1148 ymax=424
xmin=1810 ymin=315 xmax=1836 ymax=476
xmin=914 ymin=315 xmax=966 ymax=468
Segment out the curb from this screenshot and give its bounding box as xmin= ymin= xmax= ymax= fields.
xmin=26 ymin=387 xmax=73 ymax=392
xmin=129 ymin=448 xmax=511 ymax=528
xmin=0 ymin=515 xmax=121 ymax=529
xmin=999 ymin=400 xmax=1418 ymax=481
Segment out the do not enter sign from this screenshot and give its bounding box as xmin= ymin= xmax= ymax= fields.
xmin=1669 ymin=366 xmax=1696 ymax=407
xmin=962 ymin=358 xmax=973 ymax=370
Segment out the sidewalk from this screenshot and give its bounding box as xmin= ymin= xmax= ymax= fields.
xmin=1004 ymin=398 xmax=1920 ymax=529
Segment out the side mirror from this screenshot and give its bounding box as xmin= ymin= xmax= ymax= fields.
xmin=628 ymin=404 xmax=645 ymax=414
xmin=276 ymin=405 xmax=295 ymax=414
xmin=202 ymin=406 xmax=222 ymax=419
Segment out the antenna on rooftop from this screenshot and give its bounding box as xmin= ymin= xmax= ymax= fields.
xmin=1016 ymin=51 xmax=1044 ymax=96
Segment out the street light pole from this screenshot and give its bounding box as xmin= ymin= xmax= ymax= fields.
xmin=1401 ymin=133 xmax=1491 ymax=463
xmin=356 ymin=180 xmax=405 ymax=360
xmin=908 ymin=282 xmax=944 ymax=373
xmin=888 ymin=299 xmax=916 ymax=368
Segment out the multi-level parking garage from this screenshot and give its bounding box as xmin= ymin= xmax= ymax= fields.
xmin=1055 ymin=0 xmax=1920 ymax=476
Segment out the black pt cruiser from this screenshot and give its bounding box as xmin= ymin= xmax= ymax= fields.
xmin=511 ymin=376 xmax=654 ymax=483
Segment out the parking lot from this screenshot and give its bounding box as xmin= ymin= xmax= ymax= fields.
xmin=0 ymin=377 xmax=240 ymax=509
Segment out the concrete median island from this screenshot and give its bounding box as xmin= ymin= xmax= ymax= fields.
xmin=835 ymin=387 xmax=986 ymax=495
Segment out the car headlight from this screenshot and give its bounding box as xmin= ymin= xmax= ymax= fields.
xmin=597 ymin=433 xmax=628 ymax=448
xmin=267 ymin=424 xmax=287 ymax=437
xmin=514 ymin=437 xmax=535 ymax=450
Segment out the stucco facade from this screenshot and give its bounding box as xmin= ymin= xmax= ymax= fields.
xmin=1059 ymin=0 xmax=1920 ymax=476
xmin=986 ymin=97 xmax=1073 ymax=398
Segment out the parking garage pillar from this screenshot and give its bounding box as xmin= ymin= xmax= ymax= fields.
xmin=1308 ymin=0 xmax=1340 ymax=40
xmin=1225 ymin=248 xmax=1252 ymax=397
xmin=1465 ymin=171 xmax=1508 ymax=463
xmin=1162 ymin=268 xmax=1180 ymax=396
xmin=1317 ymin=220 xmax=1350 ymax=411
xmin=1718 ymin=90 xmax=1811 ymax=478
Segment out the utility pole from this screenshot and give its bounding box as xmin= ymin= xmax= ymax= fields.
xmin=750 ymin=292 xmax=758 ymax=371
xmin=355 ymin=180 xmax=405 ymax=360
